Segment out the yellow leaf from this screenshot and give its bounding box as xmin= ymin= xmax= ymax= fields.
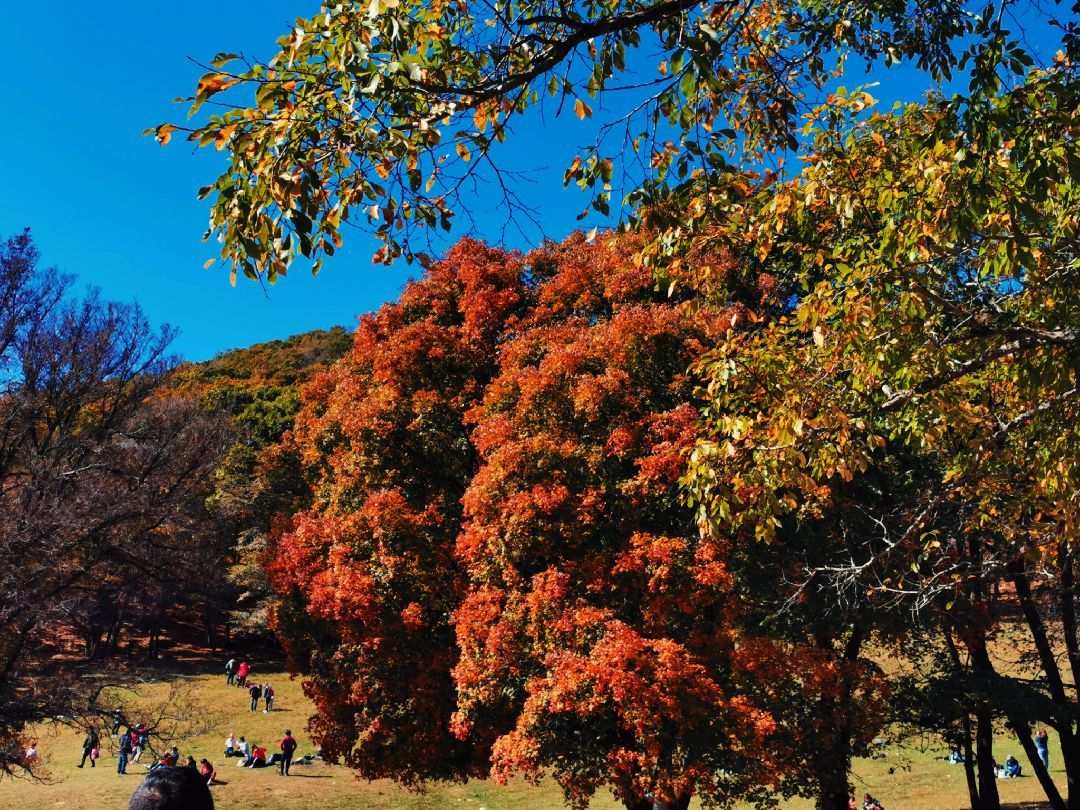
xmin=155 ymin=124 xmax=177 ymax=145
xmin=197 ymin=73 xmax=240 ymax=98
xmin=214 ymin=124 xmax=237 ymax=150
xmin=812 ymin=327 xmax=825 ymax=347
xmin=574 ymin=99 xmax=592 ymax=120
xmin=203 ymin=258 xmax=216 ymax=269
xmin=455 ymin=142 xmax=471 ymax=162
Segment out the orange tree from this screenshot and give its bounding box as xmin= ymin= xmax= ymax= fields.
xmin=269 ymin=238 xmax=530 ymax=783
xmin=269 ymin=231 xmax=818 ymax=809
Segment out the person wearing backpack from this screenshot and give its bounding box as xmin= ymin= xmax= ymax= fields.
xmin=262 ymin=683 xmax=274 ymax=713
xmin=279 ymin=730 xmax=297 ymax=776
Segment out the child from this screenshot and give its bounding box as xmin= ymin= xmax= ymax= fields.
xmin=199 ymin=758 xmax=216 ymax=786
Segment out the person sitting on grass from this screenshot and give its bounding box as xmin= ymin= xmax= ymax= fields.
xmin=199 ymin=758 xmax=216 ymax=786
xmin=1003 ymin=754 xmax=1022 ymax=778
xmin=862 ymin=793 xmax=884 ymax=810
xmin=128 ymin=765 xmax=214 ymax=810
xmin=235 ymin=736 xmax=249 ymax=759
xmin=223 ymin=733 xmax=237 ymax=757
xmin=239 ymin=743 xmax=266 ymax=768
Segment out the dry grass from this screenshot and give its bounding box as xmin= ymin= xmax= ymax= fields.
xmin=0 ymin=668 xmax=1063 ymax=810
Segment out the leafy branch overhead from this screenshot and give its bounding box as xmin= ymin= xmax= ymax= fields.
xmin=156 ymin=0 xmax=978 ymax=281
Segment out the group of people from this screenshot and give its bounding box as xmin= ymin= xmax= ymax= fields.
xmin=223 ymin=730 xmax=299 ymax=775
xmin=945 ymin=727 xmax=1052 ymax=779
xmin=225 ymin=657 xmax=275 ymax=712
xmin=113 ymin=721 xmax=152 ymax=775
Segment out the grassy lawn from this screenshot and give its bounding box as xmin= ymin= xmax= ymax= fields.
xmin=0 ymin=668 xmax=1065 ymax=809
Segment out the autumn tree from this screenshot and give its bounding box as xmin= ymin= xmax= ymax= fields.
xmin=451 ymin=232 xmax=783 ymax=810
xmin=270 ymin=239 xmax=531 ymax=783
xmin=150 ymin=0 xmax=1049 ymax=279
xmin=684 ymin=54 xmax=1080 ymax=810
xmin=0 ymin=231 xmax=226 ymax=776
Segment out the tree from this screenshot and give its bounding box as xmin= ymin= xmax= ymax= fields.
xmin=684 ymin=57 xmax=1080 ymax=810
xmin=271 ymin=232 xmax=806 ymax=808
xmin=270 ymin=238 xmax=531 ymax=784
xmin=0 ymin=231 xmax=227 ymax=776
xmin=154 ymin=0 xmax=1019 ymax=279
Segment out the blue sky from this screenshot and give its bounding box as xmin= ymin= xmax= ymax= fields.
xmin=3 ymin=1 xmax=603 ymax=361
xmin=2 ymin=2 xmax=1063 ymax=361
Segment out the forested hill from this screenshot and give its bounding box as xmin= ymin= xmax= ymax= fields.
xmin=169 ymin=325 xmax=353 ymax=393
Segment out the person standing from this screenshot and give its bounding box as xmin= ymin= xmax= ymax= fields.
xmin=248 ymin=682 xmax=261 ymax=712
xmin=262 ymin=683 xmax=274 ymax=713
xmin=225 ymin=657 xmax=236 ymax=686
xmin=236 ymin=661 xmax=250 ymax=688
xmin=279 ymin=730 xmax=297 ymax=776
xmin=79 ymin=726 xmax=100 ymax=768
xmin=1036 ymin=728 xmax=1051 ymax=770
xmin=117 ymin=727 xmax=133 ymax=775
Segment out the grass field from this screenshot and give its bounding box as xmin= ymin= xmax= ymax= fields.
xmin=0 ymin=668 xmax=1064 ymax=810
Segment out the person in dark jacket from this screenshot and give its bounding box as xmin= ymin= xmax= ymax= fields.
xmin=118 ymin=727 xmax=133 ymax=775
xmin=79 ymin=726 xmax=100 ymax=768
xmin=248 ymin=683 xmax=261 ymax=712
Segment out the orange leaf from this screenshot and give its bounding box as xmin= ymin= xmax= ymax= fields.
xmin=155 ymin=124 xmax=177 ymax=145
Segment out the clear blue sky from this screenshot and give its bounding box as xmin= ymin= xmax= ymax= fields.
xmin=2 ymin=1 xmax=603 ymax=361
xmin=3 ymin=2 xmax=1063 ymax=361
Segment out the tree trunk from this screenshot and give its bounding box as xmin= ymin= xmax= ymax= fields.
xmin=1012 ymin=717 xmax=1066 ymax=810
xmin=974 ymin=703 xmax=1001 ymax=810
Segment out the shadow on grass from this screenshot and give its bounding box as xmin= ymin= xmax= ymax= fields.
xmin=287 ymin=773 xmax=332 ymax=779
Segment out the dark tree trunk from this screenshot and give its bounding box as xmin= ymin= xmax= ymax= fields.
xmin=944 ymin=626 xmax=981 ymax=810
xmin=1012 ymin=716 xmax=1066 ymax=810
xmin=974 ymin=703 xmax=1001 ymax=810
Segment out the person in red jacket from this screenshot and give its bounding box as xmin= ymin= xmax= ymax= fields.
xmin=279 ymin=730 xmax=297 ymax=776
xmin=198 ymin=758 xmax=216 ymax=786
xmin=235 ymin=661 xmax=250 ymax=688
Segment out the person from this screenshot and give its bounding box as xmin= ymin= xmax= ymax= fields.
xmin=225 ymin=657 xmax=236 ymax=687
xmin=136 ymin=724 xmax=149 ymax=762
xmin=235 ymin=661 xmax=250 ymax=688
xmin=236 ymin=736 xmax=249 ymax=759
xmin=79 ymin=726 xmax=100 ymax=768
xmin=1036 ymin=728 xmax=1050 ymax=770
xmin=127 ymin=765 xmax=215 ymax=810
xmin=148 ymin=746 xmax=180 ymax=771
xmin=223 ymin=733 xmax=238 ymax=757
xmin=1003 ymin=754 xmax=1022 ymax=778
xmin=279 ymin=729 xmax=297 ymax=776
xmin=199 ymin=758 xmax=216 ymax=786
xmin=947 ymin=748 xmax=964 ymax=764
xmin=118 ymin=726 xmax=133 ymax=775
xmin=248 ymin=682 xmax=262 ymax=712
xmin=244 ymin=744 xmax=268 ymax=768
xmin=185 ymin=755 xmax=198 ymax=770
xmin=862 ymin=793 xmax=884 ymax=810
xmin=112 ymin=709 xmax=125 ymax=736
xmin=24 ymin=741 xmax=39 ymax=766
xmin=263 ymin=683 xmax=274 ymax=713
xmin=130 ymin=727 xmax=142 ymax=763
